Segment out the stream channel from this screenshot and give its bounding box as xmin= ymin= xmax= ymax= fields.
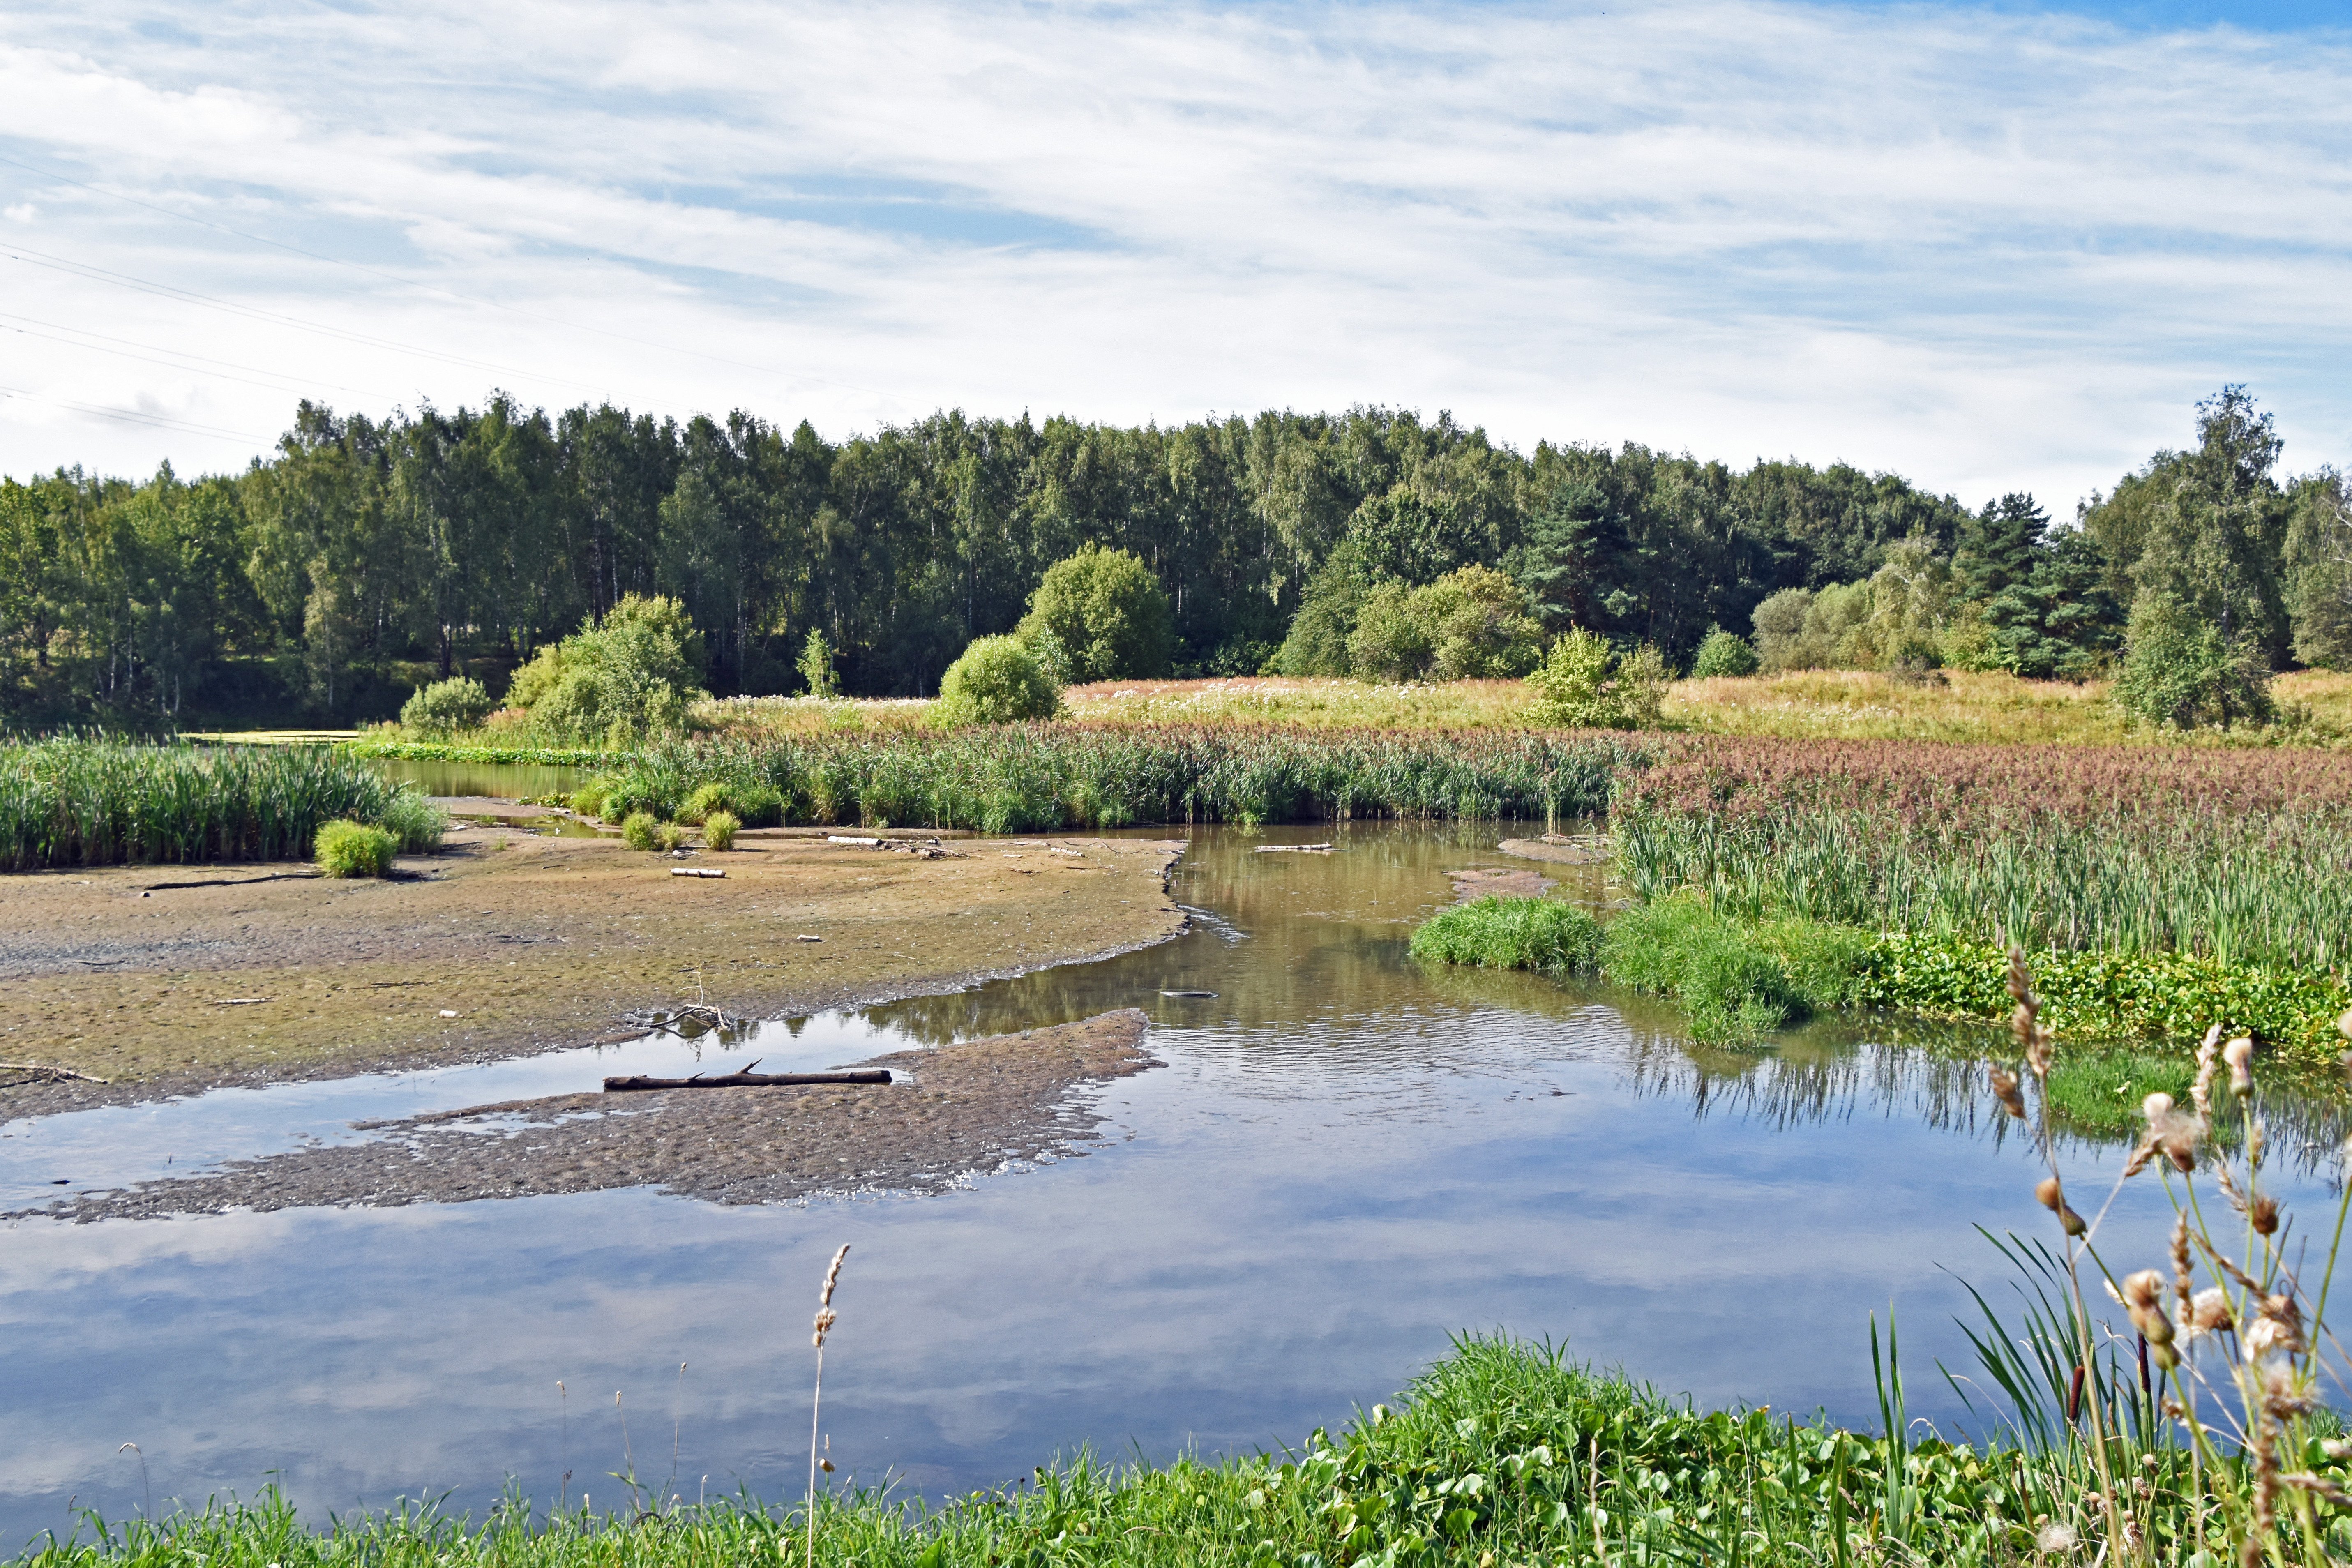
xmin=2 ymin=822 xmax=2345 ymax=1544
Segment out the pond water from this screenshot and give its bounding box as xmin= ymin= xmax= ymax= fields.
xmin=2 ymin=825 xmax=2343 ymax=1548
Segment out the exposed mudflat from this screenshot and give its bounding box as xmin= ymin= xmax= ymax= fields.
xmin=1446 ymin=865 xmax=1555 ymax=899
xmin=0 ymin=830 xmax=1185 ymax=1114
xmin=19 ymin=1010 xmax=1157 ymax=1221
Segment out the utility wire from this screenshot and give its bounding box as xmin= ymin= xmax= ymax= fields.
xmin=0 ymin=311 xmax=396 ymax=401
xmin=1 ymin=242 xmax=616 ymax=398
xmin=0 ymin=384 xmax=272 ymax=445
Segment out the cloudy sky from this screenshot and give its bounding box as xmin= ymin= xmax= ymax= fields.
xmin=0 ymin=0 xmax=2345 ymax=514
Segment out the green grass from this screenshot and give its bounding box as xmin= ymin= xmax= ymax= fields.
xmin=22 ymin=1333 xmax=2336 ymax=1568
xmin=1409 ymin=896 xmax=1601 ymax=974
xmin=0 ymin=738 xmax=406 ymax=870
xmin=314 ymin=820 xmax=397 ymax=878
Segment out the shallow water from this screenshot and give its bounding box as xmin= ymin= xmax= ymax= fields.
xmin=1 ymin=824 xmax=2341 ymax=1546
xmin=370 ymin=757 xmax=588 ymax=801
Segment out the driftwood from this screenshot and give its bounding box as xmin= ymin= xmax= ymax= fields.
xmin=603 ymin=1065 xmax=893 ymax=1092
xmin=1253 ymin=843 xmax=1335 ymax=854
xmin=669 ymin=867 xmax=726 ymax=878
xmin=825 ymin=835 xmax=964 ymax=860
xmin=144 ymin=872 xmax=321 ymax=891
xmin=0 ymin=1061 xmax=111 ymax=1086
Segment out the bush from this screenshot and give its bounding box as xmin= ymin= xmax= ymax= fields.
xmin=935 ymin=636 xmax=1062 ymax=725
xmin=567 ymin=782 xmax=608 ymax=819
xmin=374 ymin=788 xmax=447 ymax=852
xmin=315 ymin=819 xmax=397 ymax=878
xmin=1015 ymin=544 xmax=1174 ymax=682
xmin=2112 ymin=588 xmax=2275 ymax=730
xmin=508 ymin=594 xmax=709 ymax=746
xmin=398 ymin=676 xmax=494 ymax=738
xmin=1525 ymin=630 xmax=1667 ymax=729
xmin=1409 ymin=896 xmax=1602 ymax=974
xmin=797 ymin=630 xmax=840 ymax=699
xmin=620 ymin=811 xmax=661 ymax=851
xmin=701 ymin=810 xmax=740 ymax=851
xmin=1689 ymin=628 xmax=1759 ymax=679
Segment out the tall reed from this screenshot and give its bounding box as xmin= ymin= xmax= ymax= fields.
xmin=0 ymin=738 xmax=402 ymax=871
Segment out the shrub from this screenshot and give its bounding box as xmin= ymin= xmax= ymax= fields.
xmin=1525 ymin=630 xmax=1667 ymax=729
xmin=315 ymin=819 xmax=397 ymax=878
xmin=935 ymin=636 xmax=1062 ymax=725
xmin=1689 ymin=628 xmax=1759 ymax=678
xmin=1015 ymin=544 xmax=1174 ymax=682
xmin=374 ymin=788 xmax=447 ymax=852
xmin=508 ymin=594 xmax=709 ymax=746
xmin=658 ymin=821 xmax=685 ymax=852
xmin=567 ymin=782 xmax=608 ymax=819
xmin=620 ymin=811 xmax=661 ymax=851
xmin=2112 ymin=587 xmax=2275 ymax=730
xmin=1409 ymin=896 xmax=1602 ymax=974
xmin=398 ymin=676 xmax=495 ymax=738
xmin=797 ymin=629 xmax=840 ymax=699
xmin=701 ymin=810 xmax=740 ymax=851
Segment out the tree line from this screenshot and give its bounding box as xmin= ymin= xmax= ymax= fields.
xmin=0 ymin=387 xmax=2341 ymax=724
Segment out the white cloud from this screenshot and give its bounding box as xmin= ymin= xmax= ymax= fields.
xmin=0 ymin=0 xmax=2346 ymax=509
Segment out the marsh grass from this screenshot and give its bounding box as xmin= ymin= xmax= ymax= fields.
xmin=0 ymin=738 xmax=403 ymax=871
xmin=1408 ymin=896 xmax=1600 ymax=974
xmin=313 ymin=821 xmax=396 ymax=878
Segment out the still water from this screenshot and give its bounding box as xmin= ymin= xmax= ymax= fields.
xmin=0 ymin=825 xmax=2340 ymax=1547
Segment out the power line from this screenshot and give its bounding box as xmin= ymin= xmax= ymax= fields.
xmin=0 ymin=384 xmax=272 ymax=445
xmin=2 ymin=241 xmax=617 ymax=399
xmin=0 ymin=149 xmax=904 ymax=404
xmin=0 ymin=311 xmax=396 ymax=401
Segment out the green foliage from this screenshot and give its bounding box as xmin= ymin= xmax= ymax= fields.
xmin=1601 ymin=894 xmax=1807 ymax=1045
xmin=1525 ymin=630 xmax=1667 ymax=729
xmin=2113 ymin=587 xmax=2276 ymax=730
xmin=700 ymin=809 xmax=739 ymax=850
xmin=1016 ymin=544 xmax=1174 ymax=683
xmin=581 ymin=728 xmax=1648 ymax=832
xmin=341 ymin=738 xmax=612 ymax=767
xmin=619 ymin=810 xmax=661 ymax=851
xmin=373 ymin=787 xmax=447 ymax=853
xmin=510 ymin=595 xmax=708 ymax=746
xmin=797 ymin=630 xmax=839 ymax=699
xmin=22 ymin=1334 xmax=2260 ymax=1568
xmin=934 ymin=636 xmax=1062 ymax=725
xmin=1688 ymin=627 xmax=1759 ymax=678
xmin=1409 ymin=896 xmax=1602 ymax=975
xmin=680 ymin=779 xmax=782 ymax=827
xmin=314 ymin=819 xmax=397 ymax=878
xmin=0 ymin=738 xmax=400 ymax=870
xmin=397 ymin=677 xmax=493 ymax=738
xmin=566 ymin=782 xmax=607 ymax=819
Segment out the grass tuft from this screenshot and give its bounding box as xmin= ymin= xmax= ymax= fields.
xmin=314 ymin=820 xmax=397 ymax=878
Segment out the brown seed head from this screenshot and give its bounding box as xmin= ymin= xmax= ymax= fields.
xmin=2036 ymin=1176 xmax=2065 ymax=1212
xmin=2121 ymin=1269 xmax=2164 ymax=1311
xmin=2193 ymin=1026 xmax=2221 ymax=1118
xmin=2251 ymin=1194 xmax=2281 ymax=1236
xmin=2190 ymin=1288 xmax=2235 ymax=1336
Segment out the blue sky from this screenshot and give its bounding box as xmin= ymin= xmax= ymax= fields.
xmin=2 ymin=0 xmax=2348 ymax=513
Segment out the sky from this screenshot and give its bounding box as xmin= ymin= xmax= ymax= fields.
xmin=0 ymin=0 xmax=2347 ymax=516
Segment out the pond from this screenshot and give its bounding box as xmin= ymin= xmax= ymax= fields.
xmin=365 ymin=756 xmax=590 ymax=800
xmin=1 ymin=824 xmax=2341 ymax=1547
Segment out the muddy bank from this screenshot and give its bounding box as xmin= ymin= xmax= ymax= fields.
xmin=0 ymin=829 xmax=1185 ymax=1113
xmin=18 ymin=1011 xmax=1157 ymax=1222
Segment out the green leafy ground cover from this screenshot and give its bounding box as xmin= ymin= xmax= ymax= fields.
xmin=18 ymin=1336 xmax=2313 ymax=1568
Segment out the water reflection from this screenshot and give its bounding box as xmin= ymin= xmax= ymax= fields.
xmin=2 ymin=821 xmax=2343 ymax=1547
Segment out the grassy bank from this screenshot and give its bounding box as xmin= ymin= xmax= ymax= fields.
xmin=0 ymin=738 xmax=421 ymax=871
xmin=23 ymin=1331 xmax=2342 ymax=1568
xmin=1413 ymin=896 xmax=2352 ymax=1125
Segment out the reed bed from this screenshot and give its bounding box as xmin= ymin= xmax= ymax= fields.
xmin=0 ymin=738 xmax=402 ymax=871
xmin=585 ymin=726 xmax=1658 ymax=832
xmin=1612 ymin=738 xmax=2352 ymax=972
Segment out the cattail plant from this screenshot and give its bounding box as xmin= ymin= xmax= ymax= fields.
xmin=1993 ymin=952 xmax=2352 ymax=1566
xmin=806 ymin=1243 xmax=849 ymax=1568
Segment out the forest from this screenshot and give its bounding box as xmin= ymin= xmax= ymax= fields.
xmin=0 ymin=385 xmax=2343 ymax=724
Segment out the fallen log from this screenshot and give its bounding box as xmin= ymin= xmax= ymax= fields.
xmin=1253 ymin=843 xmax=1335 ymax=853
xmin=669 ymin=867 xmax=726 ymax=877
xmin=603 ymin=1067 xmax=893 ymax=1093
